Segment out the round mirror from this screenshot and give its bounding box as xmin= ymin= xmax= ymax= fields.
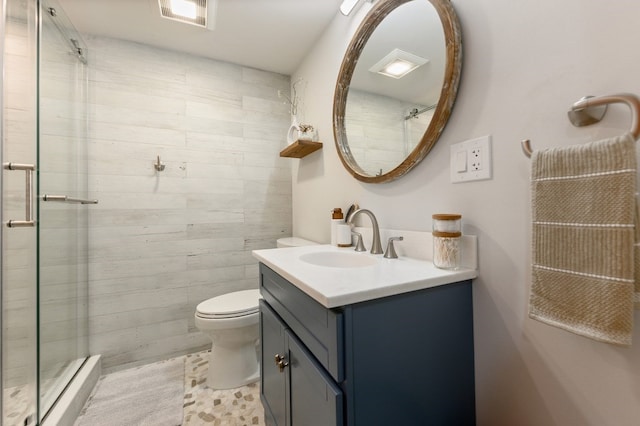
xmin=333 ymin=0 xmax=462 ymax=183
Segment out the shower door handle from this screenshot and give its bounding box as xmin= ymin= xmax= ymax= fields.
xmin=3 ymin=163 xmax=35 ymax=228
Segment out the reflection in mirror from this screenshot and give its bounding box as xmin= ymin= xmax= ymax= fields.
xmin=333 ymin=0 xmax=462 ymax=183
xmin=346 ymin=0 xmax=444 ymax=176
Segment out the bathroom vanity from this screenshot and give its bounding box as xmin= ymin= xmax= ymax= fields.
xmin=254 ymin=245 xmax=477 ymax=426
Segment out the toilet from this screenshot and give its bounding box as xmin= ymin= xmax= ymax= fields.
xmin=276 ymin=237 xmax=319 ymax=248
xmin=194 ymin=237 xmax=317 ymax=390
xmin=194 ymin=289 xmax=262 ymax=389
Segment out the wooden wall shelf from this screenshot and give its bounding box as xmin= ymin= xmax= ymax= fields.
xmin=280 ymin=140 xmax=323 ymax=158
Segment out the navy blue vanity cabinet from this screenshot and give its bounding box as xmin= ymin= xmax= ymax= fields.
xmin=259 ymin=263 xmax=475 ymax=426
xmin=260 ymin=300 xmax=344 ymax=426
xmin=260 ymin=299 xmax=288 ymax=426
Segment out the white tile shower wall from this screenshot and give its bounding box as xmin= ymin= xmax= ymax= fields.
xmin=85 ymin=36 xmax=292 ymax=372
xmin=346 ymin=89 xmax=430 ymax=173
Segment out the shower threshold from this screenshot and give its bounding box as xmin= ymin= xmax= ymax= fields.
xmin=41 ymin=355 xmax=101 ymax=426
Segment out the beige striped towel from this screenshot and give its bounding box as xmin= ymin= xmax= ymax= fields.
xmin=529 ymin=133 xmax=637 ymax=345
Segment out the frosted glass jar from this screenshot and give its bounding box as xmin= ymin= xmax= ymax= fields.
xmin=432 ymin=214 xmax=461 ymax=234
xmin=432 ymin=214 xmax=461 ymax=270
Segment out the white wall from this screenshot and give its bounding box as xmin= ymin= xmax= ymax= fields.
xmin=85 ymin=36 xmax=292 ymax=372
xmin=292 ymin=0 xmax=640 ymax=424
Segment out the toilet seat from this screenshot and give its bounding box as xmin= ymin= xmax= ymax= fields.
xmin=196 ymin=289 xmax=261 ymax=320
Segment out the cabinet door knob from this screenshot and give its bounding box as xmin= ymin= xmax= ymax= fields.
xmin=274 ymin=354 xmax=289 ymax=372
xmin=277 ymin=359 xmax=289 ymax=372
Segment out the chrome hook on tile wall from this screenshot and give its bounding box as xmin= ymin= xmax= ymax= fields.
xmin=154 ymin=155 xmax=165 ymax=172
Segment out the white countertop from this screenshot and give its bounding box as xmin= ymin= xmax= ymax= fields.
xmin=252 ymin=244 xmax=478 ymax=308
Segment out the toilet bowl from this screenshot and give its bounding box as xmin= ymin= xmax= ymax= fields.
xmin=194 ymin=289 xmax=261 ymax=389
xmin=276 ymin=237 xmax=319 ymax=248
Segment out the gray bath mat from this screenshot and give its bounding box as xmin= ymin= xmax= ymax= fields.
xmin=74 ymin=356 xmax=184 ymax=426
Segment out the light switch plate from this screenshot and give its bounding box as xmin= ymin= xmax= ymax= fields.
xmin=450 ymin=135 xmax=492 ymax=183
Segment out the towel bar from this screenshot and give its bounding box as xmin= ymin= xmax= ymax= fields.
xmin=521 ymin=93 xmax=640 ymax=158
xmin=42 ymin=195 xmax=98 ymax=204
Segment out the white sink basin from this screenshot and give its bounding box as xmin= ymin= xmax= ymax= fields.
xmin=253 ymin=242 xmax=478 ymax=307
xmin=299 ymin=251 xmax=377 ymax=268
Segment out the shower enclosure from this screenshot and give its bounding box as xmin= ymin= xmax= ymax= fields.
xmin=2 ymin=0 xmax=91 ymax=424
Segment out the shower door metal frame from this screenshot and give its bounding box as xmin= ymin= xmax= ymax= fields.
xmin=1 ymin=1 xmax=5 ymax=422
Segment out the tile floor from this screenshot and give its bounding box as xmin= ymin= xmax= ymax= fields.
xmin=5 ymin=350 xmax=265 ymax=425
xmin=183 ymin=351 xmax=265 ymax=425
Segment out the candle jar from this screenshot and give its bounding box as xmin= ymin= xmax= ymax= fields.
xmin=432 ymin=214 xmax=462 ymax=270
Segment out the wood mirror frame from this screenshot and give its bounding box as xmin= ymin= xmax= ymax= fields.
xmin=333 ymin=0 xmax=462 ymax=183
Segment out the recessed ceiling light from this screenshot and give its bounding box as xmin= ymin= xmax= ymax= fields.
xmin=170 ymin=0 xmax=196 ymax=19
xmin=369 ymin=48 xmax=429 ymax=79
xmin=158 ymin=0 xmax=216 ymax=29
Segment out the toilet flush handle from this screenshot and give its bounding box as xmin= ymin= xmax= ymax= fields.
xmin=274 ymin=354 xmax=289 ymax=372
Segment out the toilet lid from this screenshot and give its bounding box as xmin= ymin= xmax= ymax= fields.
xmin=196 ymin=289 xmax=261 ymax=319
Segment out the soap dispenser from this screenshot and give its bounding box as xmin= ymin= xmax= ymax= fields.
xmin=331 ymin=208 xmax=343 ymax=246
xmin=336 ymin=222 xmax=352 ymax=247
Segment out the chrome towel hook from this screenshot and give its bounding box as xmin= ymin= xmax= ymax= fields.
xmin=154 ymin=155 xmax=165 ymax=172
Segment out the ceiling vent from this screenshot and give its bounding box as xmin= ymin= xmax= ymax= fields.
xmin=158 ymin=0 xmax=216 ymax=29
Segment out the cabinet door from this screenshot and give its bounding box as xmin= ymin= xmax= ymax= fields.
xmin=286 ymin=330 xmax=343 ymax=426
xmin=260 ymin=300 xmax=288 ymax=426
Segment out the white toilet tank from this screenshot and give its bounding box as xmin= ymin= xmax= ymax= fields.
xmin=276 ymin=237 xmax=318 ymax=248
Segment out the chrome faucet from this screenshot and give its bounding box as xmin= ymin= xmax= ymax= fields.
xmin=346 ymin=208 xmax=383 ymax=254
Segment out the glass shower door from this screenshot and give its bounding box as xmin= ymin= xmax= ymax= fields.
xmin=38 ymin=0 xmax=89 ymax=418
xmin=2 ymin=0 xmax=39 ymax=424
xmin=3 ymin=0 xmax=89 ymax=423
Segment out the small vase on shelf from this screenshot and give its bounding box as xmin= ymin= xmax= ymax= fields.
xmin=287 ymin=118 xmax=300 ymax=145
xmin=297 ymin=124 xmax=317 ymax=141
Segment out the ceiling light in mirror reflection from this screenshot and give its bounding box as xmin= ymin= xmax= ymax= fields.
xmin=381 ymin=60 xmax=415 ymax=78
xmin=369 ymin=48 xmax=429 ymax=79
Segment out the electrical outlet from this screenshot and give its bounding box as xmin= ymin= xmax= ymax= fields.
xmin=470 ymin=148 xmax=482 ymax=171
xmin=450 ymin=135 xmax=492 ymax=183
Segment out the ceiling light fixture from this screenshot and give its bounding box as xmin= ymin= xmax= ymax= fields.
xmin=369 ymin=48 xmax=429 ymax=79
xmin=170 ymin=0 xmax=197 ymax=19
xmin=340 ymin=0 xmax=362 ymax=15
xmin=158 ymin=0 xmax=217 ymax=29
xmin=340 ymin=0 xmax=376 ymax=16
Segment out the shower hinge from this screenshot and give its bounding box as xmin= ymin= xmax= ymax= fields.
xmin=24 ymin=413 xmax=34 ymax=426
xmin=71 ymin=39 xmax=83 ymax=57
